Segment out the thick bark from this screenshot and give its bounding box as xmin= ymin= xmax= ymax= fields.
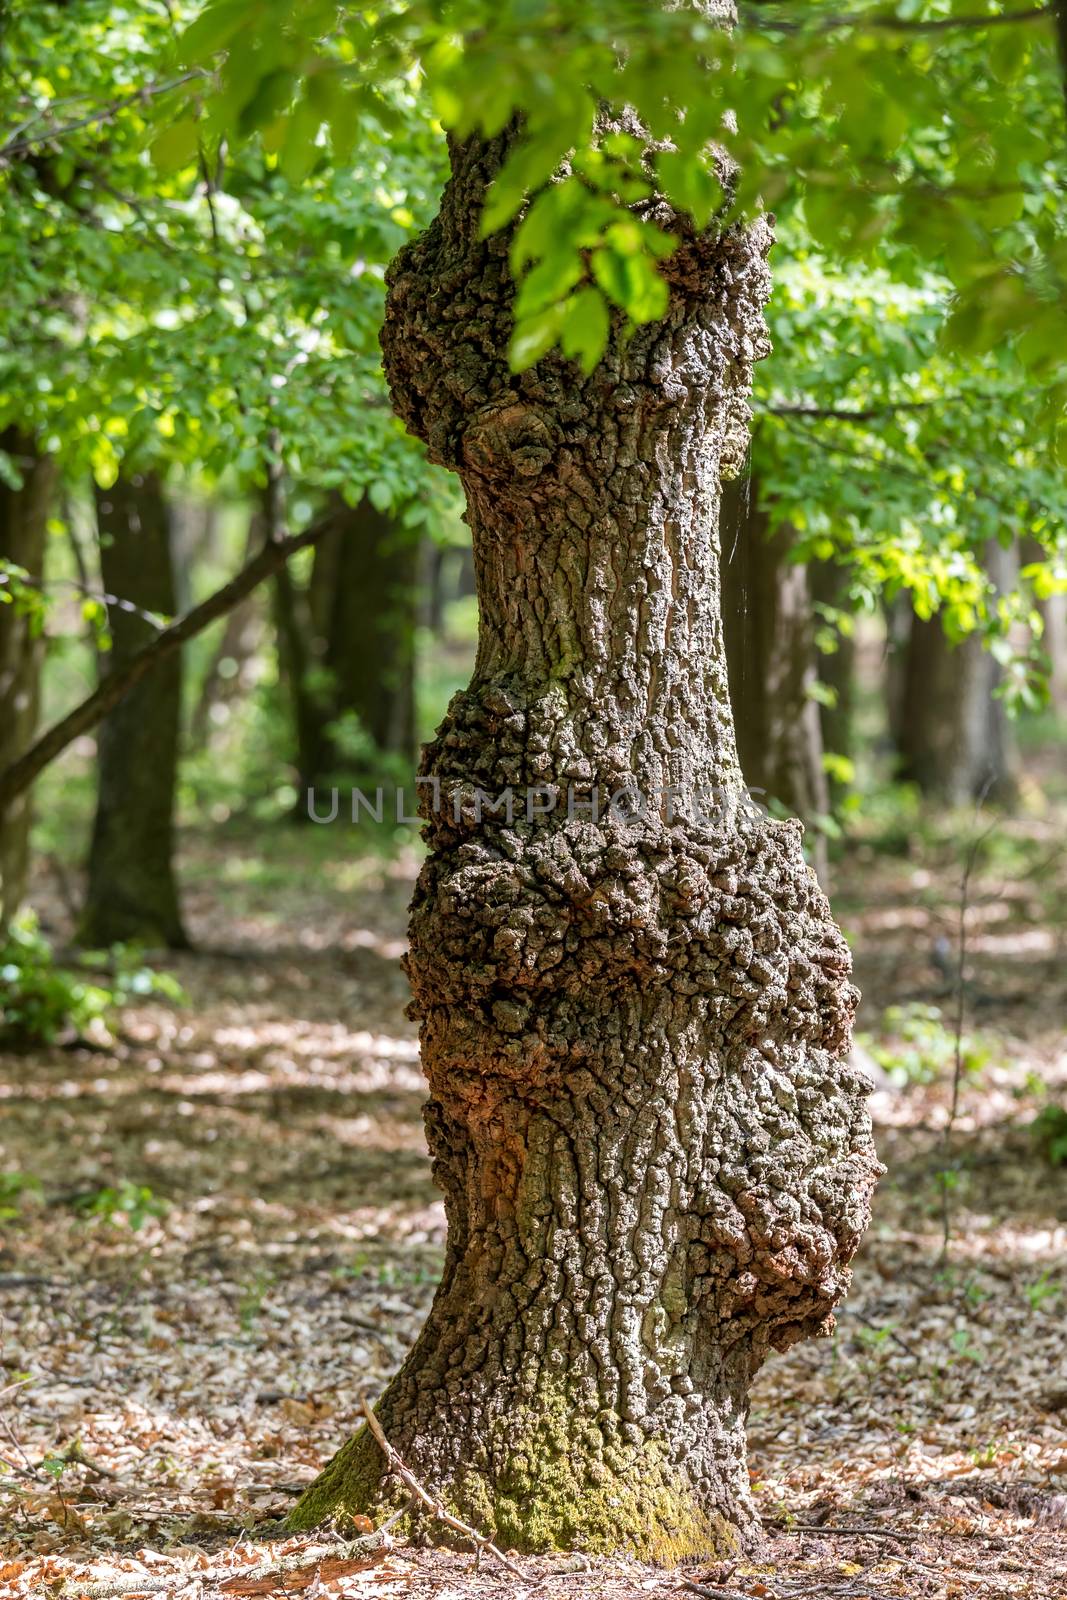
xmin=896 ymin=546 xmax=1019 ymax=808
xmin=720 ymin=474 xmax=830 ymax=880
xmin=79 ymin=474 xmax=187 ymax=949
xmin=292 ymin=130 xmax=878 ymax=1559
xmin=0 ymin=429 xmax=56 ymax=932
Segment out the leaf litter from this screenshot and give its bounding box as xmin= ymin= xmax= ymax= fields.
xmin=0 ymin=817 xmax=1065 ymax=1599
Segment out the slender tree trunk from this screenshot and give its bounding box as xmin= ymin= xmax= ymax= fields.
xmin=273 ymin=554 xmax=326 ymax=796
xmin=896 ymin=546 xmax=1019 ymax=808
xmin=283 ymin=495 xmax=419 ymax=797
xmin=420 ymin=539 xmax=447 ymax=638
xmin=79 ymin=473 xmax=187 ymax=948
xmin=1046 ymin=589 xmax=1067 ymax=715
xmin=321 ymin=496 xmax=418 ymax=766
xmin=720 ymin=474 xmax=830 ymax=880
xmin=291 ymin=129 xmax=878 ymax=1559
xmin=809 ymin=558 xmax=855 ymax=791
xmin=0 ymin=430 xmax=56 ymax=933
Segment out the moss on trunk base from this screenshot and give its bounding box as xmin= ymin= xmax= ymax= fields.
xmin=287 ymin=1381 xmax=740 ymax=1563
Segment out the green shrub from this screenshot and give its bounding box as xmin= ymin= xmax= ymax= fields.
xmin=1030 ymin=1105 xmax=1067 ymax=1168
xmin=858 ymin=1001 xmax=991 ymax=1088
xmin=0 ymin=913 xmax=183 ymax=1048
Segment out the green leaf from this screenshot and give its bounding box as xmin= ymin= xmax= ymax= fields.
xmin=559 ymin=287 xmax=610 ymax=374
xmin=177 ymin=1 xmax=247 ymax=64
xmin=510 ymin=307 xmax=564 ymax=372
xmin=657 ymin=150 xmax=723 ymax=230
xmin=150 ymin=119 xmax=200 ymax=173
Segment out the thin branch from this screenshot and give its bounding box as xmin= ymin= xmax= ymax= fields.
xmin=0 ymin=72 xmax=205 ymax=162
xmin=0 ymin=570 xmax=167 ymax=631
xmin=359 ymin=1393 xmax=526 ymax=1580
xmin=744 ymin=3 xmax=1054 ymax=35
xmin=766 ymin=400 xmax=939 ymax=421
xmin=57 ymin=1521 xmax=402 ymax=1598
xmin=0 ymin=515 xmax=334 ymax=813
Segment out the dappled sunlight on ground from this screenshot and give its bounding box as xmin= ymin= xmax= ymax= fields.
xmin=1 ymin=816 xmax=1065 ymax=1597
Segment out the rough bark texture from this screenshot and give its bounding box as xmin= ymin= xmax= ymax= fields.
xmin=720 ymin=474 xmax=830 ymax=880
xmin=79 ymin=474 xmax=187 ymax=949
xmin=896 ymin=545 xmax=1019 ymax=809
xmin=0 ymin=429 xmax=55 ymax=933
xmin=292 ymin=128 xmax=879 ymax=1559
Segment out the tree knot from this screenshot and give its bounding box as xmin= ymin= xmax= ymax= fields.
xmin=462 ymin=402 xmax=561 ymax=487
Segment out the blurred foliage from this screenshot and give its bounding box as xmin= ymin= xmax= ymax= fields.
xmin=858 ymin=999 xmax=993 ymax=1087
xmin=0 ymin=0 xmax=1064 ymax=783
xmin=155 ymin=0 xmax=1067 ymax=401
xmin=0 ymin=911 xmax=184 ymax=1047
xmin=1030 ymin=1102 xmax=1067 ymax=1166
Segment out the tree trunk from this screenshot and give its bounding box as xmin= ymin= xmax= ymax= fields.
xmin=0 ymin=430 xmax=56 ymax=932
xmin=273 ymin=553 xmax=326 ymax=796
xmin=291 ymin=130 xmax=879 ymax=1559
xmin=79 ymin=473 xmax=187 ymax=948
xmin=318 ymin=495 xmax=418 ymax=767
xmin=896 ymin=546 xmax=1019 ymax=808
xmin=720 ymin=473 xmax=830 ymax=880
xmin=1047 ymin=589 xmax=1067 ymax=715
xmin=809 ymin=558 xmax=855 ymax=791
xmin=283 ymin=495 xmax=419 ymax=797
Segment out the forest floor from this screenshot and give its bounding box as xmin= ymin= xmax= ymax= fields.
xmin=1 ymin=800 xmax=1065 ymax=1600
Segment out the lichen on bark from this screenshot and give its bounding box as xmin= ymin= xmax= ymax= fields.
xmin=292 ymin=96 xmax=880 ymax=1558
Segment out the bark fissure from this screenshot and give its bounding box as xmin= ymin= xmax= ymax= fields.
xmin=292 ymin=126 xmax=879 ymax=1559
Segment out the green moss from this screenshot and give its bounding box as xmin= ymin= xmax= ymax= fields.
xmin=286 ymin=1423 xmax=399 ymax=1533
xmin=288 ymin=1381 xmax=740 ymax=1565
xmin=461 ymin=1379 xmax=738 ymax=1562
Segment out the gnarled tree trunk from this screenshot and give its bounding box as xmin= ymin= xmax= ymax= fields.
xmin=0 ymin=429 xmax=56 ymax=933
xmin=291 ymin=130 xmax=878 ymax=1559
xmin=79 ymin=473 xmax=187 ymax=948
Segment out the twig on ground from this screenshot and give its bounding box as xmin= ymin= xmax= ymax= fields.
xmin=359 ymin=1392 xmax=526 ymax=1580
xmin=788 ymin=1522 xmax=919 ymax=1538
xmin=677 ymin=1582 xmax=756 ymax=1600
xmin=58 ymin=1519 xmax=403 ymax=1598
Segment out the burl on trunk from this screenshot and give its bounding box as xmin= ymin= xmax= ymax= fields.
xmin=291 ymin=132 xmax=879 ymax=1558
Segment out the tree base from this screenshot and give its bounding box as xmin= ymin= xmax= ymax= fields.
xmin=287 ymin=1379 xmax=753 ymax=1563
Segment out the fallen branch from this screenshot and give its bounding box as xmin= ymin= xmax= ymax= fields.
xmin=58 ymin=1519 xmax=402 ymax=1598
xmin=359 ymin=1392 xmax=526 ymax=1579
xmin=0 ymin=512 xmax=334 ymax=812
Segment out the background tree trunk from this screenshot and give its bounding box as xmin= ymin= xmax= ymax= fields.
xmin=0 ymin=429 xmax=56 ymax=933
xmin=720 ymin=473 xmax=830 ymax=881
xmin=279 ymin=494 xmax=419 ymax=801
xmin=290 ymin=129 xmax=879 ymax=1559
xmin=809 ymin=558 xmax=856 ymax=794
xmin=895 ymin=545 xmax=1019 ymax=808
xmin=79 ymin=473 xmax=187 ymax=949
xmin=315 ymin=495 xmax=418 ymax=768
